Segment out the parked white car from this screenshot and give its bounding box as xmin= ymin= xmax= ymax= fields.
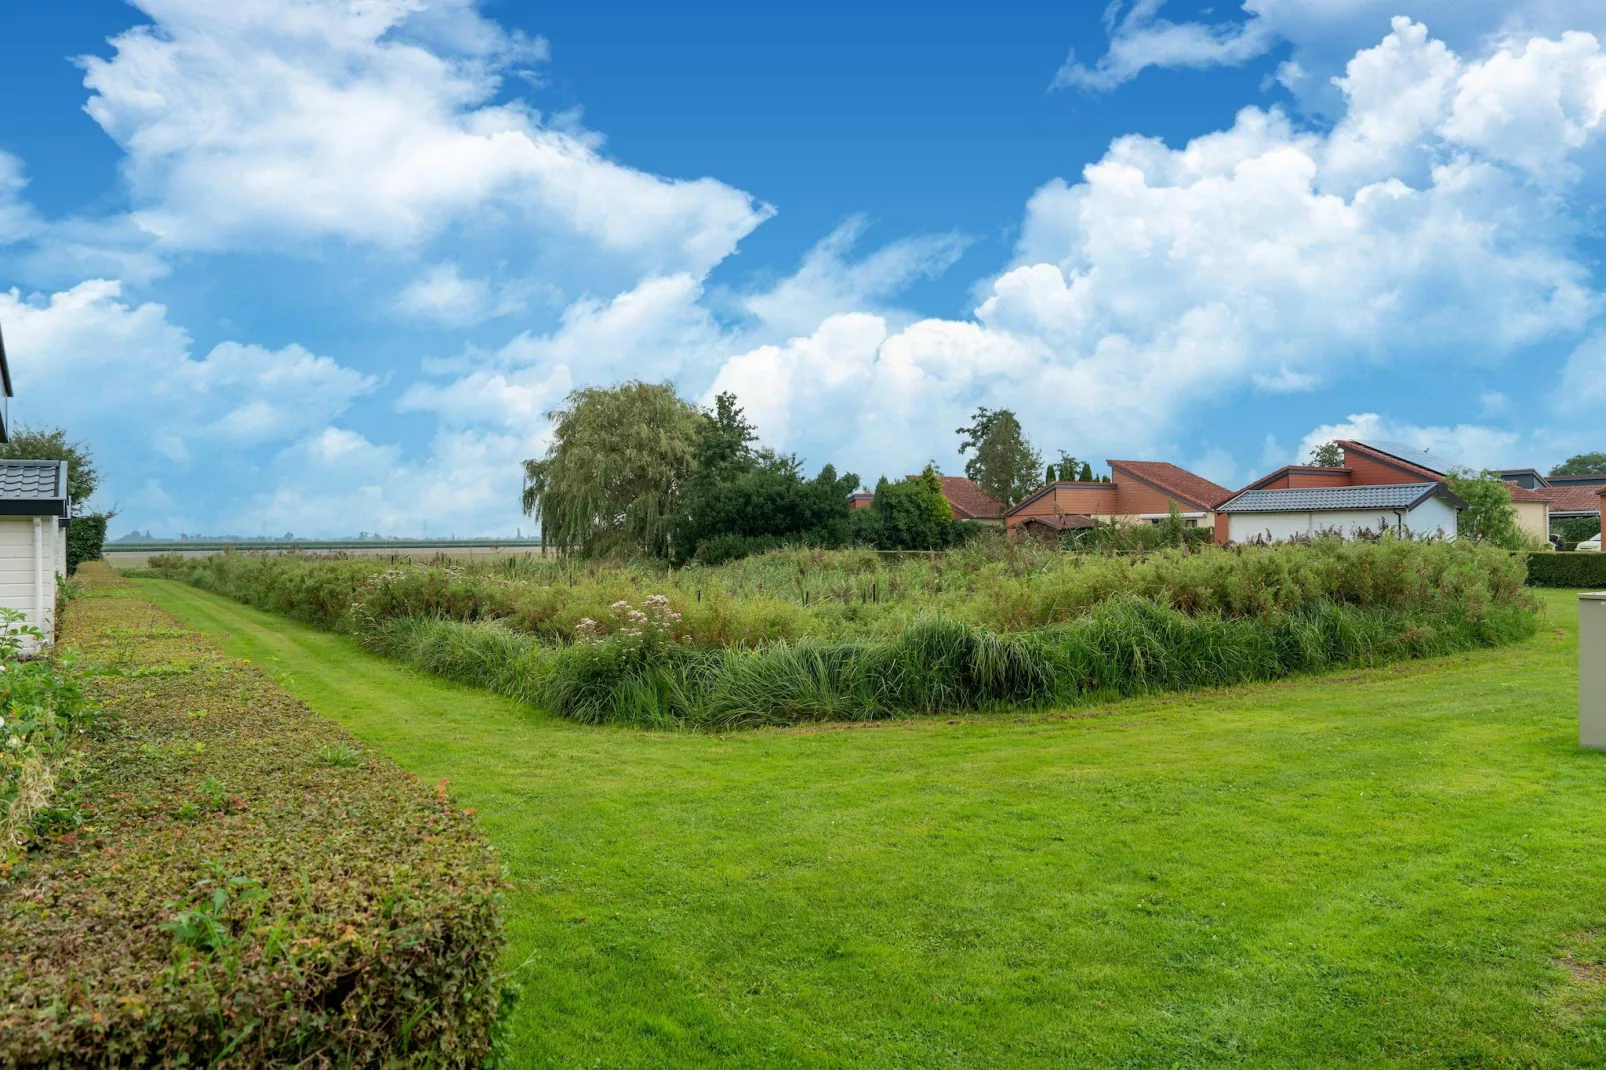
xmin=1580 ymin=533 xmax=1603 ymax=552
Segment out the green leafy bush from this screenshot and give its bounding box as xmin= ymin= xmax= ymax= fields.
xmin=1555 ymin=515 xmax=1601 ymax=543
xmin=1526 ymin=551 xmax=1606 ymax=588
xmin=0 ymin=611 xmax=101 ymax=850
xmin=65 ymin=513 xmax=109 ymax=574
xmin=0 ymin=564 xmax=506 ymax=1066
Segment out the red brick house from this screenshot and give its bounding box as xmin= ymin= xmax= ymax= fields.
xmin=1004 ymin=460 xmax=1233 ymax=534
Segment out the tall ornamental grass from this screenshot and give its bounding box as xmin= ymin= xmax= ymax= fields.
xmin=139 ymin=540 xmax=1539 ymax=729
xmin=142 ymin=538 xmax=1533 ymax=647
xmin=366 ymin=596 xmax=1537 ymax=730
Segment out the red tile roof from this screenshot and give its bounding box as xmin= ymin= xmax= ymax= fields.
xmin=1108 ymin=461 xmax=1235 ymax=510
xmin=1550 ymin=485 xmax=1605 ymax=513
xmin=931 ymin=476 xmax=1005 ymax=519
xmin=1503 ymin=482 xmax=1555 ymax=502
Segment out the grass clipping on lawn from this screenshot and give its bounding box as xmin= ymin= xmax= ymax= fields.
xmin=0 ymin=563 xmax=507 ymax=1067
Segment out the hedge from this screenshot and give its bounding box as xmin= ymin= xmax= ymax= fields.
xmin=66 ymin=513 xmax=108 ymax=575
xmin=1526 ymin=551 xmax=1606 ymax=589
xmin=0 ymin=563 xmax=507 ymax=1066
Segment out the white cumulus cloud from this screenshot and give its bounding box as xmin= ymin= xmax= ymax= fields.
xmin=696 ymin=20 xmax=1605 ymax=485
xmin=0 ymin=280 xmax=376 ymax=511
xmin=1055 ymin=0 xmax=1606 ymax=95
xmin=79 ymin=0 xmax=771 ymax=276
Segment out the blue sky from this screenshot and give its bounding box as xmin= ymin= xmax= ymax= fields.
xmin=2 ymin=0 xmax=1605 ymax=537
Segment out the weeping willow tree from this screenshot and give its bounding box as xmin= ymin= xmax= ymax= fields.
xmin=523 ymin=382 xmax=701 ymax=558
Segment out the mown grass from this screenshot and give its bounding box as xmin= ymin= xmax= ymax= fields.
xmin=137 ymin=578 xmax=1606 ymax=1068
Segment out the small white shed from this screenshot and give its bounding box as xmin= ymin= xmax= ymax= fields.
xmin=0 ymin=460 xmax=71 ymax=654
xmin=1217 ymin=482 xmax=1465 ymax=545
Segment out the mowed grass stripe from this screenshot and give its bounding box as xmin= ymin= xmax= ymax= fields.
xmin=136 ymin=579 xmax=1606 ymax=1068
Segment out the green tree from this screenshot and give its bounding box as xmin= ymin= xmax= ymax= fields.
xmin=1309 ymin=441 xmax=1344 ymax=468
xmin=1045 ymin=463 xmax=1057 ymax=483
xmin=691 ymin=392 xmax=757 ymax=485
xmin=854 ymin=465 xmax=953 ymax=550
xmin=957 ymin=408 xmax=1042 ymax=508
xmin=0 ymin=425 xmax=100 ymax=510
xmin=1078 ymin=462 xmax=1094 ymax=483
xmin=1551 ymin=452 xmax=1606 ymax=476
xmin=1447 ymin=470 xmax=1528 ymax=549
xmin=672 ymin=393 xmax=860 ymax=563
xmin=522 ymin=381 xmax=701 ymax=558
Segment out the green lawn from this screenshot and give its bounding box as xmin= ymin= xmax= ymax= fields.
xmin=136 ymin=579 xmax=1606 ymax=1068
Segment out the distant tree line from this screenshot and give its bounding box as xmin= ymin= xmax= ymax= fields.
xmin=523 ymin=381 xmax=955 ymax=561
xmin=522 ymin=383 xmax=1089 ymax=560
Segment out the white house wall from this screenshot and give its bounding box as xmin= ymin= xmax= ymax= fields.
xmin=1228 ymin=500 xmax=1458 ymax=544
xmin=0 ymin=515 xmax=62 ymax=652
xmin=1408 ymin=497 xmax=1459 ymax=539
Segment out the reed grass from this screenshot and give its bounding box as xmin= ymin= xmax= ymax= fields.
xmin=366 ymin=597 xmax=1537 ymax=729
xmin=138 ymin=539 xmax=1540 ymax=729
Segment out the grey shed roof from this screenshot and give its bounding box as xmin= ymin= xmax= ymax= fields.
xmin=1218 ymin=482 xmax=1462 ymax=514
xmin=0 ymin=460 xmax=70 ymax=517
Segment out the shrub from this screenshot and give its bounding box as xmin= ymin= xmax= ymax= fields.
xmin=66 ymin=513 xmax=109 ymax=574
xmin=1555 ymin=515 xmax=1601 ymax=543
xmin=0 ymin=613 xmax=100 ymax=850
xmin=856 ymin=466 xmax=955 ymax=550
xmin=1449 ymin=471 xmax=1541 ymax=549
xmin=1526 ymin=551 xmax=1606 ymax=588
xmin=696 ymin=533 xmax=797 ymax=566
xmin=0 ymin=564 xmax=506 ymax=1066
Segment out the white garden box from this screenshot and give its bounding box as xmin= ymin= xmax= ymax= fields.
xmin=1581 ymin=592 xmax=1606 ymax=750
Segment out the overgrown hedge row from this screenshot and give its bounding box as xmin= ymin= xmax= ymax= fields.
xmin=1526 ymin=551 xmax=1606 ymax=588
xmin=0 ymin=564 xmax=507 ymax=1066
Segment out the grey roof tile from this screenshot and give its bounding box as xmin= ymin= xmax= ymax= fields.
xmin=0 ymin=460 xmax=66 ymax=502
xmin=1219 ymin=482 xmax=1450 ymax=514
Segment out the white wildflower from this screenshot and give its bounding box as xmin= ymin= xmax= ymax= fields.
xmin=6 ymin=736 xmax=20 ymax=749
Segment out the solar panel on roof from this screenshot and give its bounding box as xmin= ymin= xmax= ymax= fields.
xmin=1361 ymin=440 xmax=1455 ymax=476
